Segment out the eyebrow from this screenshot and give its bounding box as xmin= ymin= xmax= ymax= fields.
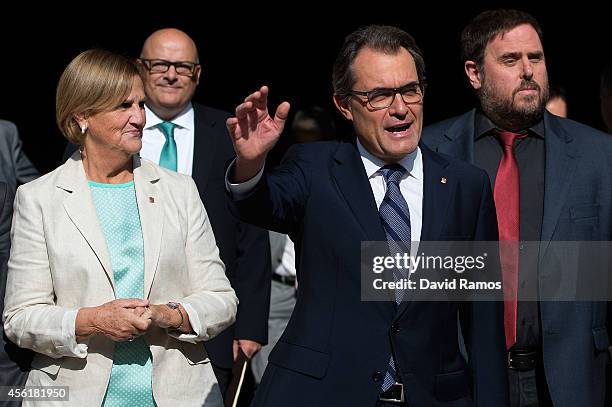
xmin=499 ymin=52 xmax=521 ymax=60
xmin=528 ymin=51 xmax=544 ymax=59
xmin=370 ymin=81 xmax=420 ymax=91
xmin=147 ymin=58 xmax=197 ymax=65
xmin=121 ymin=97 xmax=145 ymax=104
xmin=498 ymin=51 xmax=544 ymax=60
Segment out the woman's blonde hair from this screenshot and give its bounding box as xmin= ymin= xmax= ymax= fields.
xmin=56 ymin=49 xmax=142 ymax=145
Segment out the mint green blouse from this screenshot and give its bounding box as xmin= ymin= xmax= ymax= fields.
xmin=89 ymin=181 xmax=155 ymax=407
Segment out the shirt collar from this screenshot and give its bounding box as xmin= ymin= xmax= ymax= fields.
xmin=356 ymin=138 xmax=422 ymax=181
xmin=144 ymin=103 xmax=194 ymax=131
xmin=474 ymin=109 xmax=545 ymax=140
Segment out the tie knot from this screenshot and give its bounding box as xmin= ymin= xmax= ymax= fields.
xmin=158 ymin=121 xmax=176 ymax=139
xmin=380 ymin=164 xmax=406 ymax=184
xmin=494 ymin=129 xmax=527 ymax=147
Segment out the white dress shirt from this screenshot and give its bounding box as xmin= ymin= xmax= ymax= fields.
xmin=356 ymin=140 xmax=423 ymax=243
xmin=141 ymin=104 xmax=195 ymax=175
xmin=137 ymin=104 xmax=202 ymax=341
xmin=275 ymin=237 xmax=297 ymax=277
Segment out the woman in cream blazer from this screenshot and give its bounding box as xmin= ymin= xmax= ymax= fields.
xmin=3 ymin=50 xmax=237 ymax=406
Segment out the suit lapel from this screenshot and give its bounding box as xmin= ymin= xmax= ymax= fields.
xmin=540 ymin=113 xmax=578 ymax=247
xmin=436 ymin=109 xmax=476 ymax=162
xmin=330 ymin=143 xmax=386 ymax=242
xmin=59 ymin=153 xmax=115 ymax=293
xmin=330 ymin=143 xmax=397 ymax=316
xmin=396 ymin=144 xmax=454 ymax=318
xmin=191 ymin=105 xmax=218 ymax=193
xmin=419 ymin=143 xmax=454 ymax=242
xmin=133 ymin=157 xmax=164 ymax=299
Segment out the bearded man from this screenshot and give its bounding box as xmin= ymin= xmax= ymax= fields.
xmin=423 ymin=8 xmax=612 ymax=407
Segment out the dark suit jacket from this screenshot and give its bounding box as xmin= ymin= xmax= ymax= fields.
xmin=229 ymin=141 xmax=508 ymax=407
xmin=0 ymin=120 xmax=38 ymax=407
xmin=0 ymin=120 xmax=39 ymax=192
xmin=0 ymin=182 xmax=32 ymax=407
xmin=62 ymin=105 xmax=271 ymax=370
xmin=423 ymin=109 xmax=612 ymax=406
xmin=190 ymin=104 xmax=271 ymax=369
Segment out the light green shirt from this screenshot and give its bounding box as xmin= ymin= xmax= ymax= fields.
xmin=89 ymin=180 xmax=155 ymax=407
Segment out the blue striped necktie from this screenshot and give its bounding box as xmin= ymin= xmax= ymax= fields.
xmin=158 ymin=121 xmax=177 ymax=171
xmin=378 ymin=163 xmax=411 ymax=392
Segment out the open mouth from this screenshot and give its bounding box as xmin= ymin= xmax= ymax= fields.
xmin=385 ymin=123 xmax=412 ymax=138
xmin=385 ymin=123 xmax=411 ymax=134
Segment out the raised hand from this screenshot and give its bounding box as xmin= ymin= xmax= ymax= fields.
xmin=226 ymin=86 xmax=290 ymax=182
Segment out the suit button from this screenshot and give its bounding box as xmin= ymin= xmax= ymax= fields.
xmin=372 ymin=371 xmax=383 ymax=382
xmin=391 ymin=323 xmax=400 ymax=334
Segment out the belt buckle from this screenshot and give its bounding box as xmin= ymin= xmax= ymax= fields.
xmin=273 ymin=273 xmax=296 ymax=286
xmin=379 ymin=383 xmax=405 ymax=403
xmin=507 ymin=348 xmax=537 ymax=371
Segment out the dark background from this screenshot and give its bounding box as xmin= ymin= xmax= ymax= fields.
xmin=1 ymin=4 xmax=609 ymax=174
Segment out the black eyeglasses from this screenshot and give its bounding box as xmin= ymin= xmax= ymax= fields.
xmin=348 ymin=81 xmax=426 ymax=110
xmin=139 ymin=58 xmax=200 ymax=76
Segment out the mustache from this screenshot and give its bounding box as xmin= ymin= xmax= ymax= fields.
xmin=514 ymin=80 xmax=541 ymax=95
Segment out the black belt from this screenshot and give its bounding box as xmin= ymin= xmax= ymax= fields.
xmin=379 ymin=383 xmax=405 ymax=404
xmin=508 ymin=348 xmax=537 ymax=371
xmin=272 ymin=273 xmax=296 ymax=286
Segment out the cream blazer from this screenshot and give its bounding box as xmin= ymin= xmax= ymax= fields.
xmin=3 ymin=153 xmax=237 ymax=406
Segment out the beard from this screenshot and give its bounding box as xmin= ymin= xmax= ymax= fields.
xmin=479 ymin=75 xmax=549 ymax=132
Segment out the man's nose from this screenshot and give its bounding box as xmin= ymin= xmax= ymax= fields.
xmin=164 ymin=65 xmax=178 ymax=81
xmin=388 ymin=92 xmax=409 ymax=117
xmin=521 ymin=58 xmax=534 ymax=80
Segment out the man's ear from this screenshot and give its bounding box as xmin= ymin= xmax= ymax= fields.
xmin=193 ymin=64 xmax=201 ymax=85
xmin=464 ymin=60 xmax=482 ymax=90
xmin=333 ymin=94 xmax=353 ymax=121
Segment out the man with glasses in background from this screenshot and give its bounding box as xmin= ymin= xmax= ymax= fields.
xmin=138 ymin=28 xmax=271 ymax=399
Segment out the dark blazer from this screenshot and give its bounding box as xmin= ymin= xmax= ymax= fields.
xmin=62 ymin=105 xmax=271 ymax=370
xmin=190 ymin=104 xmax=271 ymax=369
xmin=0 ymin=119 xmax=38 ymax=407
xmin=422 ymin=109 xmax=612 ymax=406
xmin=0 ymin=120 xmax=39 ymax=193
xmin=229 ymin=141 xmax=508 ymax=407
xmin=0 ymin=181 xmax=32 ymax=407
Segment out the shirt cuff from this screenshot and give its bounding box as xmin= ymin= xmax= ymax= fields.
xmin=61 ymin=309 xmax=88 ymax=358
xmin=224 ymin=158 xmax=265 ymax=199
xmin=167 ymin=303 xmax=201 ymax=344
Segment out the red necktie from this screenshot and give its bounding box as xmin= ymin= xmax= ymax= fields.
xmin=493 ymin=130 xmax=526 ymax=350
